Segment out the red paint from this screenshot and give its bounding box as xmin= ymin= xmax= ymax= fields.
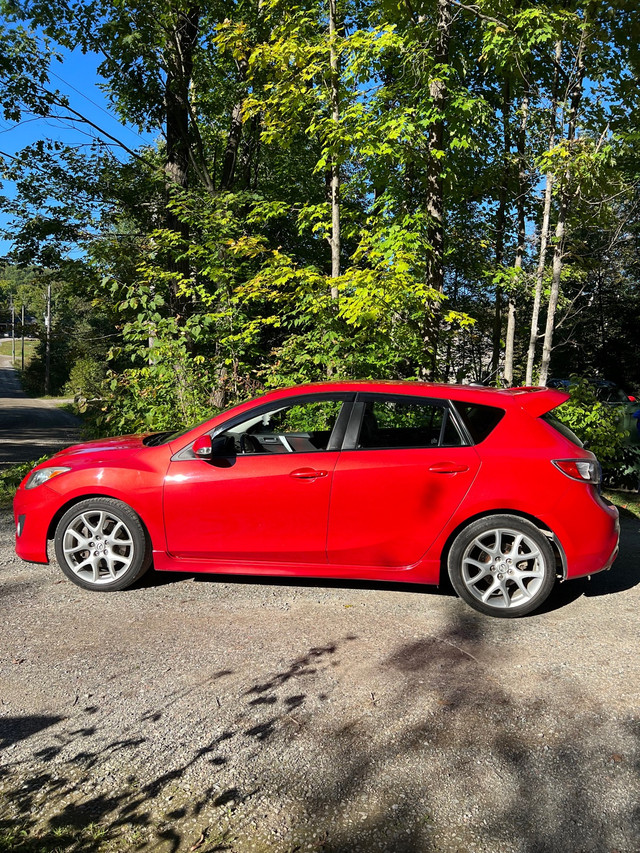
xmin=14 ymin=381 xmax=619 ymax=590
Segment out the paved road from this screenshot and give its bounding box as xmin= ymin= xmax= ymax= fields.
xmin=0 ymin=353 xmax=80 ymax=468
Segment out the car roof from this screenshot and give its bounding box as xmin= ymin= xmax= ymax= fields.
xmin=254 ymin=381 xmax=569 ymax=417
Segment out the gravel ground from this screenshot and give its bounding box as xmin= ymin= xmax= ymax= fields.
xmin=1 ymin=505 xmax=640 ymax=853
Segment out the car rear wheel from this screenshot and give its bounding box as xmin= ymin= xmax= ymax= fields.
xmin=448 ymin=515 xmax=556 ymax=617
xmin=54 ymin=498 xmax=152 ymax=591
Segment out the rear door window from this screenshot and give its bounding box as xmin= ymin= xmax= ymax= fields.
xmin=355 ymin=396 xmax=463 ymax=449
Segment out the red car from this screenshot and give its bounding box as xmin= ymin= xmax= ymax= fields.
xmin=14 ymin=381 xmax=619 ymax=617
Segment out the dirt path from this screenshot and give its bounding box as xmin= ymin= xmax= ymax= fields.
xmin=0 ymin=354 xmax=80 ymax=467
xmin=1 ymin=502 xmax=639 ymax=852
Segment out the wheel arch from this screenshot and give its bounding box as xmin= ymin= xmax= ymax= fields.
xmin=47 ymin=494 xmax=153 ymax=550
xmin=439 ymin=509 xmax=567 ymax=583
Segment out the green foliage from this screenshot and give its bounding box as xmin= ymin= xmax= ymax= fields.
xmin=0 ymin=456 xmax=48 ymax=508
xmin=553 ymin=377 xmax=629 ymax=462
xmin=64 ymin=357 xmax=108 ymax=403
xmin=20 ymin=333 xmax=73 ymax=397
xmin=86 ymin=355 xmax=218 ymax=437
xmin=602 ymin=445 xmax=640 ymax=491
xmin=2 ymin=0 xmax=640 ymax=435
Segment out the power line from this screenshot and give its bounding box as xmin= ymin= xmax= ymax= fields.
xmin=47 ymin=66 xmax=155 ymax=145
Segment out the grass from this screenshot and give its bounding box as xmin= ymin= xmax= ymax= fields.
xmin=603 ymin=488 xmax=640 ymax=519
xmin=0 ymin=821 xmax=119 ymax=852
xmin=0 ymin=337 xmax=38 ymax=366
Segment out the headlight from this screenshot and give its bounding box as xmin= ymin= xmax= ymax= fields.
xmin=24 ymin=467 xmax=71 ymax=489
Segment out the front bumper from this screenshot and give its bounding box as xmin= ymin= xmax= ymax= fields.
xmin=13 ymin=484 xmax=60 ymax=564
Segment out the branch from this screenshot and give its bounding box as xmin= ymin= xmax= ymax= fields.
xmin=187 ymin=100 xmax=216 ymax=193
xmin=48 ymin=96 xmax=154 ymax=167
xmin=448 ymin=0 xmax=509 ymax=27
xmin=554 ymin=282 xmax=587 ymax=331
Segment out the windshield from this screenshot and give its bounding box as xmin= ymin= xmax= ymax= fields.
xmin=140 ymin=399 xmax=255 ymax=447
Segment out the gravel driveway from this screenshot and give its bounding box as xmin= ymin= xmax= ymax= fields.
xmin=1 ymin=500 xmax=640 ymax=852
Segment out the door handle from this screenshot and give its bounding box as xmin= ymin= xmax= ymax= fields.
xmin=428 ymin=462 xmax=469 ymax=474
xmin=290 ymin=468 xmax=328 ymax=479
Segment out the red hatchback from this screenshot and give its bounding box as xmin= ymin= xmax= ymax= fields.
xmin=14 ymin=381 xmax=619 ymax=617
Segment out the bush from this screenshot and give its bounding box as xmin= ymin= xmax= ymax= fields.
xmin=20 ymin=334 xmax=74 ymax=396
xmin=64 ymin=357 xmax=107 ymax=404
xmin=0 ymin=456 xmax=48 ymax=508
xmin=553 ymin=377 xmax=629 ymax=463
xmin=553 ymin=377 xmax=640 ymax=490
xmin=602 ymin=445 xmax=640 ymax=491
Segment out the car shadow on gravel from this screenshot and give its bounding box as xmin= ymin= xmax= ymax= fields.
xmin=190 ymin=569 xmax=456 ymax=598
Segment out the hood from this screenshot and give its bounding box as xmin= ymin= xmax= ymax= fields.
xmin=52 ymin=434 xmax=149 ymax=459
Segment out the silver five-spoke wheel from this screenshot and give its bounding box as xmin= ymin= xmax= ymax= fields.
xmin=448 ymin=515 xmax=556 ymax=617
xmin=55 ymin=498 xmax=151 ymax=591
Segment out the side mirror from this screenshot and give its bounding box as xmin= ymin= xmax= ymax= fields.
xmin=193 ymin=435 xmax=213 ymax=457
xmin=193 ymin=433 xmax=236 ymax=459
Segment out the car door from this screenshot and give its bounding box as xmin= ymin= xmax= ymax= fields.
xmin=327 ymin=394 xmax=481 ymax=568
xmin=163 ymin=394 xmax=352 ymax=565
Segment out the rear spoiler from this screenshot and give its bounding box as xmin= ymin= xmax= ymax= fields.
xmin=504 ymin=386 xmax=570 ymax=417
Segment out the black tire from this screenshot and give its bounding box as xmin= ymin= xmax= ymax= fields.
xmin=447 ymin=514 xmax=556 ymax=618
xmin=54 ymin=497 xmax=152 ymax=591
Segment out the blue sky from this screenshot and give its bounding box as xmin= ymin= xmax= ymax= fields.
xmin=0 ymin=43 xmax=156 ymax=258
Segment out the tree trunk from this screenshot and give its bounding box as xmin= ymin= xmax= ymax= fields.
xmin=425 ymin=0 xmax=451 ymax=295
xmin=238 ymin=114 xmax=260 ymax=189
xmin=525 ymin=39 xmax=561 ymax=386
xmin=490 ymin=79 xmax=511 ymax=384
xmin=44 ymin=282 xmax=51 ymax=396
xmin=329 ymin=0 xmax=341 ymax=297
xmin=164 ymin=5 xmax=200 ymax=295
xmin=539 ymin=206 xmax=566 ymax=385
xmin=538 ymin=13 xmax=590 ymax=386
xmin=504 ymin=88 xmax=529 ymax=386
xmin=220 ymin=95 xmax=245 ymax=191
xmin=423 ymin=0 xmax=451 ymax=377
xmin=165 ymin=6 xmax=200 ymax=198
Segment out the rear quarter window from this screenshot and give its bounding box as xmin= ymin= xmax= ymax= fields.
xmin=541 ymin=413 xmax=584 ymax=448
xmin=452 ymin=402 xmax=505 ymax=444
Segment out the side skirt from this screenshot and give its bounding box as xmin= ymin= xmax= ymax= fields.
xmin=151 ymin=550 xmax=440 ymax=586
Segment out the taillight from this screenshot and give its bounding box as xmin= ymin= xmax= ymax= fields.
xmin=552 ymin=459 xmax=600 ymax=484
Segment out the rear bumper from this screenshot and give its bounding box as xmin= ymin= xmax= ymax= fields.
xmin=560 ymin=495 xmax=620 ymax=580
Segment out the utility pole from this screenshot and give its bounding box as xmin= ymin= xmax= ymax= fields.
xmin=45 ymin=282 xmax=51 ymax=396
xmin=21 ymin=304 xmax=25 ymax=371
xmin=10 ymin=296 xmax=15 ymax=363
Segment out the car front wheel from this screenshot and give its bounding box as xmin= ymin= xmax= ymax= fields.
xmin=54 ymin=498 xmax=152 ymax=591
xmin=447 ymin=515 xmax=557 ymax=617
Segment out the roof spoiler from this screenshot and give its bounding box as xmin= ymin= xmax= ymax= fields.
xmin=504 ymin=386 xmax=570 ymax=417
